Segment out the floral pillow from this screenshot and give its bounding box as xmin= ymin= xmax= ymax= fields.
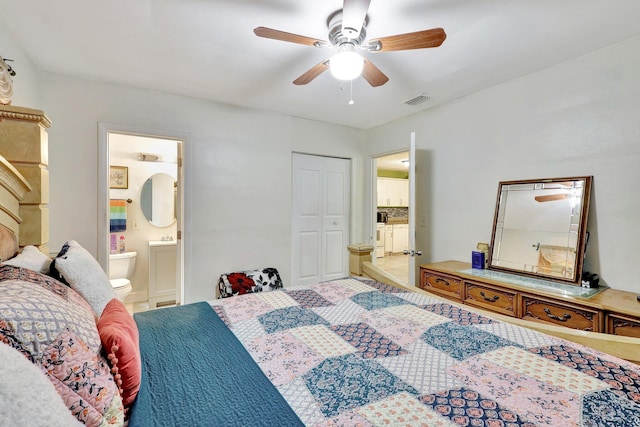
xmin=0 ymin=266 xmax=100 ymax=356
xmin=0 ymin=273 xmax=124 ymax=426
xmin=218 ymin=267 xmax=283 ymax=298
xmin=41 ymin=328 xmax=124 ymax=426
xmin=0 ymin=265 xmax=96 ymax=322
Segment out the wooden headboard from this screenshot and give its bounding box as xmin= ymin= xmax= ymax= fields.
xmin=0 ymin=154 xmax=29 ymax=259
xmin=0 ymin=104 xmax=51 ymax=254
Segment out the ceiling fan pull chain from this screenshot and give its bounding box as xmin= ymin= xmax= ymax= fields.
xmin=349 ymin=80 xmax=355 ymax=105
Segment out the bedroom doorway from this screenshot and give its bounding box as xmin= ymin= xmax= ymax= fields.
xmin=291 ymin=153 xmax=351 ymax=286
xmin=98 ymin=123 xmax=186 ymax=313
xmin=374 ymin=151 xmax=410 ymax=284
xmin=372 ymin=133 xmax=418 ymax=285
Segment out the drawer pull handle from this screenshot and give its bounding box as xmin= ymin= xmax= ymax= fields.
xmin=480 ymin=291 xmax=499 ymax=302
xmin=435 ymin=278 xmax=450 ymax=286
xmin=544 ymin=307 xmax=571 ymax=322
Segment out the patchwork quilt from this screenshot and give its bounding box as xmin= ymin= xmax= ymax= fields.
xmin=210 ymin=277 xmax=640 ymax=427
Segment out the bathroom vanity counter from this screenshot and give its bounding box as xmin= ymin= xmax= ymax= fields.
xmin=149 ymin=240 xmax=177 ymax=246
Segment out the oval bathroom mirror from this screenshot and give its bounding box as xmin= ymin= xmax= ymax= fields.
xmin=140 ymin=173 xmax=176 ymax=227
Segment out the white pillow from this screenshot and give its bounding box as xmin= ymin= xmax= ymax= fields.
xmin=53 ymin=240 xmax=116 ymax=316
xmin=0 ymin=342 xmax=82 ymax=426
xmin=2 ymin=245 xmax=52 ymax=274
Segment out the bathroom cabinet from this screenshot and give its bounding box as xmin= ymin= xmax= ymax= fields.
xmin=148 ymin=241 xmax=177 ymax=308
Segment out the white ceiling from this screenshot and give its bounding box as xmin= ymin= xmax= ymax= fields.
xmin=377 ymin=152 xmax=409 ymax=172
xmin=1 ymin=1 xmax=639 ymax=130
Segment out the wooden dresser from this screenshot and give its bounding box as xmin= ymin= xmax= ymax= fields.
xmin=420 ymin=261 xmax=640 ymax=337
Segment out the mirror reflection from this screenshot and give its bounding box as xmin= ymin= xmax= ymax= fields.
xmin=489 ymin=176 xmax=592 ymax=285
xmin=140 ymin=173 xmax=176 ymax=227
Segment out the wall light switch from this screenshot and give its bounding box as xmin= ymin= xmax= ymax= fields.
xmin=132 ymin=220 xmax=139 ymax=231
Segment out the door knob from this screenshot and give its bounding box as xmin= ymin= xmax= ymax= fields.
xmin=403 ymin=250 xmax=423 ymax=257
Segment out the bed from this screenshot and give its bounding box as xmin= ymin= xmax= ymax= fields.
xmin=1 ymin=151 xmax=640 ymax=427
xmin=132 ymin=277 xmax=640 ymax=427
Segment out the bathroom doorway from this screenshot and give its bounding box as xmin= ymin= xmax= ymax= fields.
xmin=98 ymin=123 xmax=185 ymax=313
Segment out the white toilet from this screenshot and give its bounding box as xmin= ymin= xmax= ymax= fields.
xmin=108 ymin=251 xmax=137 ymax=301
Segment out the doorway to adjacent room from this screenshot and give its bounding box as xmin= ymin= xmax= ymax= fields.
xmin=374 ymin=151 xmax=410 ymax=284
xmin=98 ymin=123 xmax=186 ymax=313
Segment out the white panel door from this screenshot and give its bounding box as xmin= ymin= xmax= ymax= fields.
xmin=292 ymin=153 xmax=350 ymax=286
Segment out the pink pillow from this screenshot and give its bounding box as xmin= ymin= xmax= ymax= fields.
xmin=97 ymin=298 xmax=141 ymax=412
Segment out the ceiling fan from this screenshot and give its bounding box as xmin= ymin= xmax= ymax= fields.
xmin=534 ymin=194 xmax=570 ymax=203
xmin=253 ymin=0 xmax=446 ymax=87
xmin=534 ymin=181 xmax=581 ymax=202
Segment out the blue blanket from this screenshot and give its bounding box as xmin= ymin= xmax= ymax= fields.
xmin=129 ymin=302 xmax=303 ymax=427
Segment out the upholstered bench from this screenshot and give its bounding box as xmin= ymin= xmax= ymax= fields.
xmin=217 ymin=267 xmax=283 ymax=298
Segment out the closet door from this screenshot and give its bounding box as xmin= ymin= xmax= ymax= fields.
xmin=292 ymin=153 xmax=351 ymax=286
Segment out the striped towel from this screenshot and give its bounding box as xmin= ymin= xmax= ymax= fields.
xmin=110 ymin=199 xmax=127 ymax=232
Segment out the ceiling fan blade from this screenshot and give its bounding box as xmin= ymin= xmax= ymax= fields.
xmin=361 ymin=58 xmax=389 ymax=87
xmin=341 ymin=0 xmax=371 ymax=38
xmin=293 ymin=60 xmax=330 ymax=85
xmin=369 ymin=28 xmax=446 ymax=52
xmin=535 ymin=194 xmax=569 ymax=203
xmin=254 ymin=27 xmax=326 ymax=47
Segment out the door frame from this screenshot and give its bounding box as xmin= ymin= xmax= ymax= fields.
xmin=97 ymin=122 xmax=187 ymax=304
xmin=370 ymin=143 xmax=416 ymax=284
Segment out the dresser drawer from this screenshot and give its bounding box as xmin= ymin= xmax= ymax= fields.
xmin=464 ymin=282 xmax=518 ymax=317
xmin=419 ymin=269 xmax=463 ymax=301
xmin=521 ymin=296 xmax=601 ymax=332
xmin=607 ymin=313 xmax=640 ymax=338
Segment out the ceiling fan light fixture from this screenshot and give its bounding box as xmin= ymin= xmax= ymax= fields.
xmin=254 ymin=2 xmax=445 ymax=87
xmin=330 ymin=43 xmax=364 ymax=81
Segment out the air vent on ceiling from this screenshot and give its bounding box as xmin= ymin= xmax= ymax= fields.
xmin=403 ymin=94 xmax=431 ymax=106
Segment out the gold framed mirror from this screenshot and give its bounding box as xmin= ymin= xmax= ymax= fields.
xmin=488 ymin=176 xmax=592 ymax=285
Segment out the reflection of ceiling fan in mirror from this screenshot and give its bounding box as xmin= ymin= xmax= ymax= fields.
xmin=534 ymin=194 xmax=570 ymax=203
xmin=253 ymin=0 xmax=446 ymax=87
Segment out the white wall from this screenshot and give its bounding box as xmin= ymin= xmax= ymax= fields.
xmin=6 ymin=22 xmax=638 ymax=296
xmin=38 ymin=73 xmax=367 ymax=303
xmin=365 ymin=37 xmax=640 ymax=293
